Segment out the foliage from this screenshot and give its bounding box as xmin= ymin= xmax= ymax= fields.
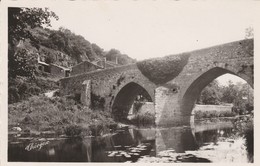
xmin=197 ymin=80 xmax=222 ymax=105
xmin=8 ymin=96 xmax=116 ymax=136
xmin=137 ymin=53 xmax=190 ymax=84
xmin=105 ymin=49 xmax=136 ymax=65
xmin=8 ymin=7 xmax=58 ymax=78
xmin=8 ymin=7 xmax=58 ymax=45
xmin=64 ymin=124 xmax=90 ymax=137
xmin=33 ymin=27 xmax=136 ymax=66
xmin=198 ymin=80 xmax=253 ymax=115
xmin=232 ymin=114 xmax=254 ymax=162
xmin=45 ymin=27 xmax=96 ymax=62
xmin=245 ymin=27 xmax=254 ymax=39
xmin=8 ymin=7 xmax=135 ymax=80
xmin=91 ymin=43 xmax=104 ymax=57
xmin=221 ymin=81 xmax=253 ymax=115
xmin=8 ymin=48 xmax=38 ymax=78
xmin=194 ymin=110 xmax=235 ymax=119
xmin=8 ymin=76 xmax=59 ymax=104
xmin=130 ymin=112 xmax=155 ymax=126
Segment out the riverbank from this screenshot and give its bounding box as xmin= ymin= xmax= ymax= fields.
xmin=8 ymin=118 xmax=253 ymax=162
xmin=8 ymin=95 xmax=117 ymax=137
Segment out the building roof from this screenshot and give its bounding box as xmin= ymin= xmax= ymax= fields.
xmin=50 ymin=63 xmax=71 ymax=71
xmin=72 ymin=60 xmax=104 ymax=69
xmin=38 ymin=61 xmax=50 ymax=66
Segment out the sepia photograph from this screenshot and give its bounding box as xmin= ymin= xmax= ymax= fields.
xmin=1 ymin=0 xmax=259 ymax=164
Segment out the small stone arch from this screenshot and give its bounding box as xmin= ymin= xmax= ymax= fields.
xmin=111 ymin=82 xmax=154 ymax=121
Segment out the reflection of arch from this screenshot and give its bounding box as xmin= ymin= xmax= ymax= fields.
xmin=181 ymin=66 xmax=253 ymax=119
xmin=112 ymin=82 xmax=153 ymax=121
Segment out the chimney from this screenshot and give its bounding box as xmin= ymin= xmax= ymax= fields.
xmin=102 ymin=57 xmax=106 ymax=68
xmin=115 ymin=56 xmax=118 ymax=64
xmin=37 ymin=53 xmax=40 ymax=62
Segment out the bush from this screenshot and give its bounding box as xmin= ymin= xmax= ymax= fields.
xmin=194 ymin=109 xmax=234 ymax=119
xmin=64 ymin=125 xmax=90 ymax=137
xmin=8 ymin=87 xmax=20 ymax=103
xmin=131 ymin=112 xmax=155 ymax=126
xmin=8 ymin=76 xmax=59 ymax=104
xmin=8 ymin=96 xmax=116 ymax=136
xmin=232 ymin=114 xmax=254 ymax=162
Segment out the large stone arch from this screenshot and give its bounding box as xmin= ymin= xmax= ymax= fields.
xmin=111 ymin=81 xmax=154 ymax=121
xmin=181 ymin=65 xmax=253 ymax=121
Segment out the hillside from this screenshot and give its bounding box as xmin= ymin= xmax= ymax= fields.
xmin=9 ymin=25 xmax=136 ymax=104
xmin=23 ymin=27 xmax=136 ymax=68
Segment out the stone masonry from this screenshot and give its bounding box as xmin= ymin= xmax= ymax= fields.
xmin=60 ymin=39 xmax=253 ymax=126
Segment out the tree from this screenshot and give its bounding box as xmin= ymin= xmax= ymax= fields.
xmin=105 ymin=49 xmax=136 ymax=65
xmin=221 ymin=81 xmax=253 ymax=114
xmin=91 ymin=43 xmax=104 ymax=57
xmin=221 ymin=80 xmax=238 ymax=103
xmin=245 ymin=27 xmax=254 ymax=39
xmin=197 ymin=80 xmax=222 ymax=105
xmin=8 ymin=7 xmax=58 ymax=78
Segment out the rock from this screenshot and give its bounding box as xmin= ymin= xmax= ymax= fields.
xmin=12 ymin=127 xmax=22 ymax=131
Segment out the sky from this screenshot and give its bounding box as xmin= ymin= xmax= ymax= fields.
xmin=46 ymin=1 xmax=258 ymax=86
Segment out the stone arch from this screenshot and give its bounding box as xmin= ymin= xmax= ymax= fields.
xmin=111 ymin=82 xmax=154 ymax=121
xmin=181 ymin=65 xmax=253 ymax=119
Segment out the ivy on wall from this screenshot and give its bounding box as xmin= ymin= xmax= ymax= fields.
xmin=137 ymin=53 xmax=190 ymax=84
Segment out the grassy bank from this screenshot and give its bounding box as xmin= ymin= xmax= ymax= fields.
xmin=8 ymin=95 xmax=117 ymax=137
xmin=232 ymin=114 xmax=254 ymax=162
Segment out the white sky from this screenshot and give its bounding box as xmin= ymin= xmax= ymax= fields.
xmin=47 ymin=1 xmax=258 ymax=85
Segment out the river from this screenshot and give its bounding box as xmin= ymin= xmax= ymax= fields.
xmin=8 ymin=118 xmax=253 ymax=163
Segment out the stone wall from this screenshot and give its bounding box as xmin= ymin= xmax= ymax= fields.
xmin=60 ymin=64 xmax=157 ymax=112
xmin=60 ymin=39 xmax=253 ymax=126
xmin=155 ymin=39 xmax=253 ymax=126
xmin=50 ymin=64 xmax=67 ymax=78
xmin=192 ymin=104 xmax=233 ymax=115
xmin=138 ymin=102 xmax=155 ymax=115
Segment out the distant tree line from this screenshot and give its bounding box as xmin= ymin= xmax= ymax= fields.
xmin=197 ymin=80 xmax=253 ymax=115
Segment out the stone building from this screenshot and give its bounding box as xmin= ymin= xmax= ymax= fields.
xmin=37 ymin=55 xmax=71 ymax=77
xmin=70 ymin=60 xmax=104 ymax=76
xmin=71 ymin=58 xmax=120 ymax=76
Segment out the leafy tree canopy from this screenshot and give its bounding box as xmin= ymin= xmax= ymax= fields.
xmin=8 ymin=7 xmax=58 ymax=78
xmin=198 ymin=79 xmax=253 ymax=115
xmin=8 ymin=7 xmax=58 ymax=46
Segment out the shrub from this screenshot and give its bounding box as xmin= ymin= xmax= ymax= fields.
xmin=8 ymin=86 xmax=20 ymax=103
xmin=194 ymin=109 xmax=234 ymax=119
xmin=8 ymin=96 xmax=116 ymax=136
xmin=131 ymin=112 xmax=155 ymax=126
xmin=64 ymin=125 xmax=89 ymax=137
xmin=8 ymin=76 xmax=59 ymax=104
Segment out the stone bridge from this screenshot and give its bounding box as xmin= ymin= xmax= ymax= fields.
xmin=60 ymin=39 xmax=253 ymax=126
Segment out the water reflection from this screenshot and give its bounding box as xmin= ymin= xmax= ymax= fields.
xmin=8 ymin=120 xmax=252 ymax=162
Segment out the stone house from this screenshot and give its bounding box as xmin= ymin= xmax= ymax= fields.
xmin=71 ymin=57 xmax=120 ymax=76
xmin=37 ymin=56 xmax=71 ymax=77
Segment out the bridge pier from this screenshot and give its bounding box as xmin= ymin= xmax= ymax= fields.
xmin=80 ymin=80 xmax=91 ymax=107
xmin=155 ymin=86 xmax=191 ymax=126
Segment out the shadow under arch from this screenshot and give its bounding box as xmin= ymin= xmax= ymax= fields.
xmin=112 ymin=82 xmax=153 ymax=122
xmin=181 ymin=66 xmax=253 ymax=122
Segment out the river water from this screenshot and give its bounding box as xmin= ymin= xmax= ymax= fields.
xmin=8 ymin=118 xmax=253 ymax=163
